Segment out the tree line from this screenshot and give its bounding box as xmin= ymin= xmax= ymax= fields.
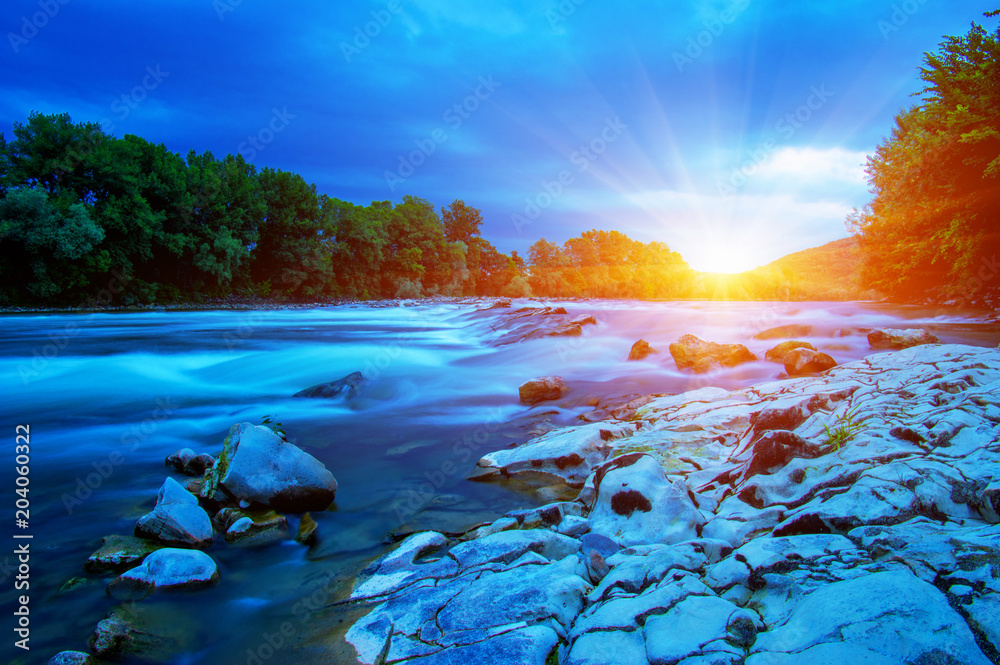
xmin=0 ymin=113 xmax=822 ymax=306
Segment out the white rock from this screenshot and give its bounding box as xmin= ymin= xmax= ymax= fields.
xmin=751 ymin=570 xmax=992 ymax=664
xmin=219 ymin=422 xmax=337 ymax=512
xmin=107 ymin=548 xmax=218 ymax=599
xmin=134 ymin=477 xmax=213 ymax=547
xmin=588 ymin=454 xmax=706 ymax=547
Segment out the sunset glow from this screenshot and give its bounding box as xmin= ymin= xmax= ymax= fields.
xmin=684 ymin=243 xmax=763 ymax=274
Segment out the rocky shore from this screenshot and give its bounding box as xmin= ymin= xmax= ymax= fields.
xmin=45 ymin=304 xmax=1000 ymax=664
xmin=344 ymin=342 xmax=1000 ymax=664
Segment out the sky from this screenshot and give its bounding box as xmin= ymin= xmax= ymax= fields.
xmin=1 ymin=0 xmax=997 ymax=272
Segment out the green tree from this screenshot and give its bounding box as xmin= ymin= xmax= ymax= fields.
xmin=0 ymin=187 xmax=104 ymax=301
xmin=851 ymin=10 xmax=1000 ymax=304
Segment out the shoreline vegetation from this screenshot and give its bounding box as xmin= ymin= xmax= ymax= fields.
xmin=3 ymin=14 xmax=998 ymax=311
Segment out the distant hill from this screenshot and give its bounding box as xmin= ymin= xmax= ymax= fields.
xmin=740 ymin=237 xmax=869 ymax=300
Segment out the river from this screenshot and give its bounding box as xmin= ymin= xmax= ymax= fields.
xmin=1 ymin=299 xmax=997 ymax=664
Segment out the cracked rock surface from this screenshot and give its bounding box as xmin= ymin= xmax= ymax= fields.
xmin=346 ymin=344 xmax=1000 ymax=664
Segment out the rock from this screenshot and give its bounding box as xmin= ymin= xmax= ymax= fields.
xmin=224 ymin=511 xmax=289 ymax=546
xmin=754 ymin=324 xmax=814 ymax=340
xmin=134 ymin=477 xmax=213 ymax=548
xmin=89 ymin=607 xmax=183 ymax=661
xmin=448 ymin=529 xmax=580 ymax=569
xmin=783 ymin=348 xmax=837 ymax=376
xmin=627 ymin=339 xmax=657 ymax=361
xmin=86 ymin=534 xmax=166 ymax=573
xmin=491 ymin=306 xmax=594 ymax=346
xmin=217 ymin=422 xmax=337 ymax=512
xmin=645 ymin=595 xmax=762 ymax=664
xmin=166 ymin=449 xmax=216 ymax=476
xmin=48 ymin=652 xmax=98 ymax=665
xmin=296 ymin=512 xmax=318 ymax=545
xmin=746 ymin=431 xmax=822 ymax=478
xmin=589 ymin=454 xmax=706 ymax=547
xmin=670 ymin=334 xmax=757 ymax=373
xmin=348 ymin=556 xmax=586 ymax=664
xmin=749 ymin=571 xmax=992 ymax=663
xmin=351 ymin=531 xmax=457 ymax=601
xmin=566 ymin=630 xmax=648 ymax=665
xmin=764 ymin=340 xmax=815 ymax=362
xmin=107 ymin=548 xmax=219 ymax=601
xmin=867 ymin=328 xmax=940 ymax=350
xmin=518 ymin=376 xmax=569 ymax=406
xmin=165 ymin=448 xmax=196 ymax=472
xmin=476 ymin=422 xmax=633 ymax=487
xmin=558 ymin=515 xmax=591 ymax=537
xmin=294 ymin=371 xmax=364 ymax=399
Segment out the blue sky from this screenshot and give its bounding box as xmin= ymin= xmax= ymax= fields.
xmin=2 ymin=0 xmax=997 ymax=271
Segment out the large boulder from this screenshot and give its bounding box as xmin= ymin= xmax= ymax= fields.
xmin=294 ymin=371 xmax=364 ymax=399
xmin=868 ymin=328 xmax=939 ymax=350
xmin=217 ymin=422 xmax=338 ymax=512
xmin=588 ymin=454 xmax=706 ymax=547
xmin=627 ymin=339 xmax=657 ymax=361
xmin=134 ymin=477 xmax=213 ymax=548
xmin=107 ymin=548 xmax=219 ymax=600
xmin=764 ymin=340 xmax=815 ymax=362
xmin=519 ymin=376 xmax=569 ymax=405
xmin=783 ymin=348 xmax=837 ymax=376
xmin=670 ymin=334 xmax=757 ymax=373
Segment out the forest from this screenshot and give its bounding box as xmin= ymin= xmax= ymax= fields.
xmin=0 ymin=113 xmax=822 ymax=306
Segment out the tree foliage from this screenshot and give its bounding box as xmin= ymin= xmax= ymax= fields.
xmin=851 ymin=11 xmax=1000 ymax=304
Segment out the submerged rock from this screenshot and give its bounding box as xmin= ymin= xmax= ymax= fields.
xmin=627 ymin=339 xmax=657 ymax=361
xmin=222 ymin=510 xmax=289 ymax=546
xmin=518 ymin=376 xmax=569 ymax=406
xmin=294 ymin=371 xmax=364 ymax=399
xmin=754 ymin=324 xmax=814 ymax=340
xmin=868 ymin=328 xmax=940 ymax=350
xmin=134 ymin=477 xmax=213 ymax=548
xmin=48 ymin=653 xmax=97 ymax=665
xmin=86 ymin=534 xmax=166 ymax=573
xmin=783 ymin=348 xmax=837 ymax=376
xmin=218 ymin=422 xmax=337 ymax=512
xmin=491 ymin=306 xmax=597 ymax=345
xmin=669 ymin=334 xmax=757 ymax=373
xmin=89 ymin=607 xmax=184 ymax=661
xmin=764 ymin=340 xmax=815 ymax=362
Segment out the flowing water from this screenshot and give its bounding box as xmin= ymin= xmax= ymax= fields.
xmin=1 ymin=299 xmax=997 ymax=664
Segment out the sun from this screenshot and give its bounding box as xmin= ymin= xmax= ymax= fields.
xmin=684 ymin=243 xmax=764 ymax=274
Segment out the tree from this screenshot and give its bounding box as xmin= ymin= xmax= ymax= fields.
xmin=851 ymin=11 xmax=1000 ymax=304
xmin=441 ymin=199 xmax=483 ymax=244
xmin=0 ymin=187 xmax=103 ymax=301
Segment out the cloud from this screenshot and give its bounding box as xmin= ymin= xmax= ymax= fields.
xmin=753 ymin=146 xmax=869 ymax=185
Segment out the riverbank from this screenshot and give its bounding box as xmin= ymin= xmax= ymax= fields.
xmin=11 ymin=301 xmax=998 ymax=664
xmin=344 ymin=342 xmax=1000 ymax=664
